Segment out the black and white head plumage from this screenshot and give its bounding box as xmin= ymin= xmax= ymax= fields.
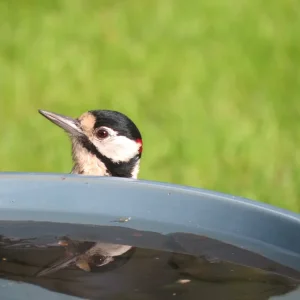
xmin=39 ymin=109 xmax=143 ymax=178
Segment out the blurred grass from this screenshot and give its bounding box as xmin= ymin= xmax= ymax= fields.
xmin=0 ymin=0 xmax=300 ymax=212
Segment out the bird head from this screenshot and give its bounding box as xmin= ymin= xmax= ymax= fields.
xmin=39 ymin=109 xmax=143 ymax=178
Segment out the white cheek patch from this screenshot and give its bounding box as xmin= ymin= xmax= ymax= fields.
xmin=92 ymin=136 xmax=140 ymax=163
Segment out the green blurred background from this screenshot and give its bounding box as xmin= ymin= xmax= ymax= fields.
xmin=1 ymin=0 xmax=300 ymax=212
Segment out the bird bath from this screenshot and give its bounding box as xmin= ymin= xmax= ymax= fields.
xmin=0 ymin=172 xmax=299 ymax=300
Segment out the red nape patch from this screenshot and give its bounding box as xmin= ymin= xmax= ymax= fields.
xmin=136 ymin=138 xmax=143 ymax=153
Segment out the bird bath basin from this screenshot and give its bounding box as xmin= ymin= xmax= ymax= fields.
xmin=0 ymin=172 xmax=299 ymax=300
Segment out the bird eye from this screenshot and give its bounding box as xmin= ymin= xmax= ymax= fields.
xmin=96 ymin=128 xmax=109 ymax=139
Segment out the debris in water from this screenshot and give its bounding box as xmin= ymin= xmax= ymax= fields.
xmin=177 ymin=279 xmax=191 ymax=284
xmin=111 ymin=217 xmax=131 ymax=223
xmin=58 ymin=240 xmax=69 ymax=247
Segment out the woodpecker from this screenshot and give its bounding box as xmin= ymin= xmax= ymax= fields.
xmin=36 ymin=109 xmax=143 ymax=276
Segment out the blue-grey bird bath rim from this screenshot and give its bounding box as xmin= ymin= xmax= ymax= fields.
xmin=0 ymin=172 xmax=300 ymax=299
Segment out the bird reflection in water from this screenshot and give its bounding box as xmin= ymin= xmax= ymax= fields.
xmin=0 ymin=231 xmax=299 ymax=300
xmin=35 ymin=236 xmax=134 ymax=277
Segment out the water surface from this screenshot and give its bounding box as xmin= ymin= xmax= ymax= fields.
xmin=0 ymin=222 xmax=299 ymax=300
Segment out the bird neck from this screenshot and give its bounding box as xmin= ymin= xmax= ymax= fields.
xmin=70 ymin=139 xmax=140 ymax=178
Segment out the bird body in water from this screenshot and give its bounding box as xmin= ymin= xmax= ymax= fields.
xmin=37 ymin=109 xmax=143 ymax=276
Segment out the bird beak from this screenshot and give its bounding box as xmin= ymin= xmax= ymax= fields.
xmin=38 ymin=109 xmax=84 ymax=136
xmin=36 ymin=255 xmax=80 ymax=277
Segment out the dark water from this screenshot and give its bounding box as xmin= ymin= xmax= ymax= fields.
xmin=0 ymin=222 xmax=300 ymax=300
